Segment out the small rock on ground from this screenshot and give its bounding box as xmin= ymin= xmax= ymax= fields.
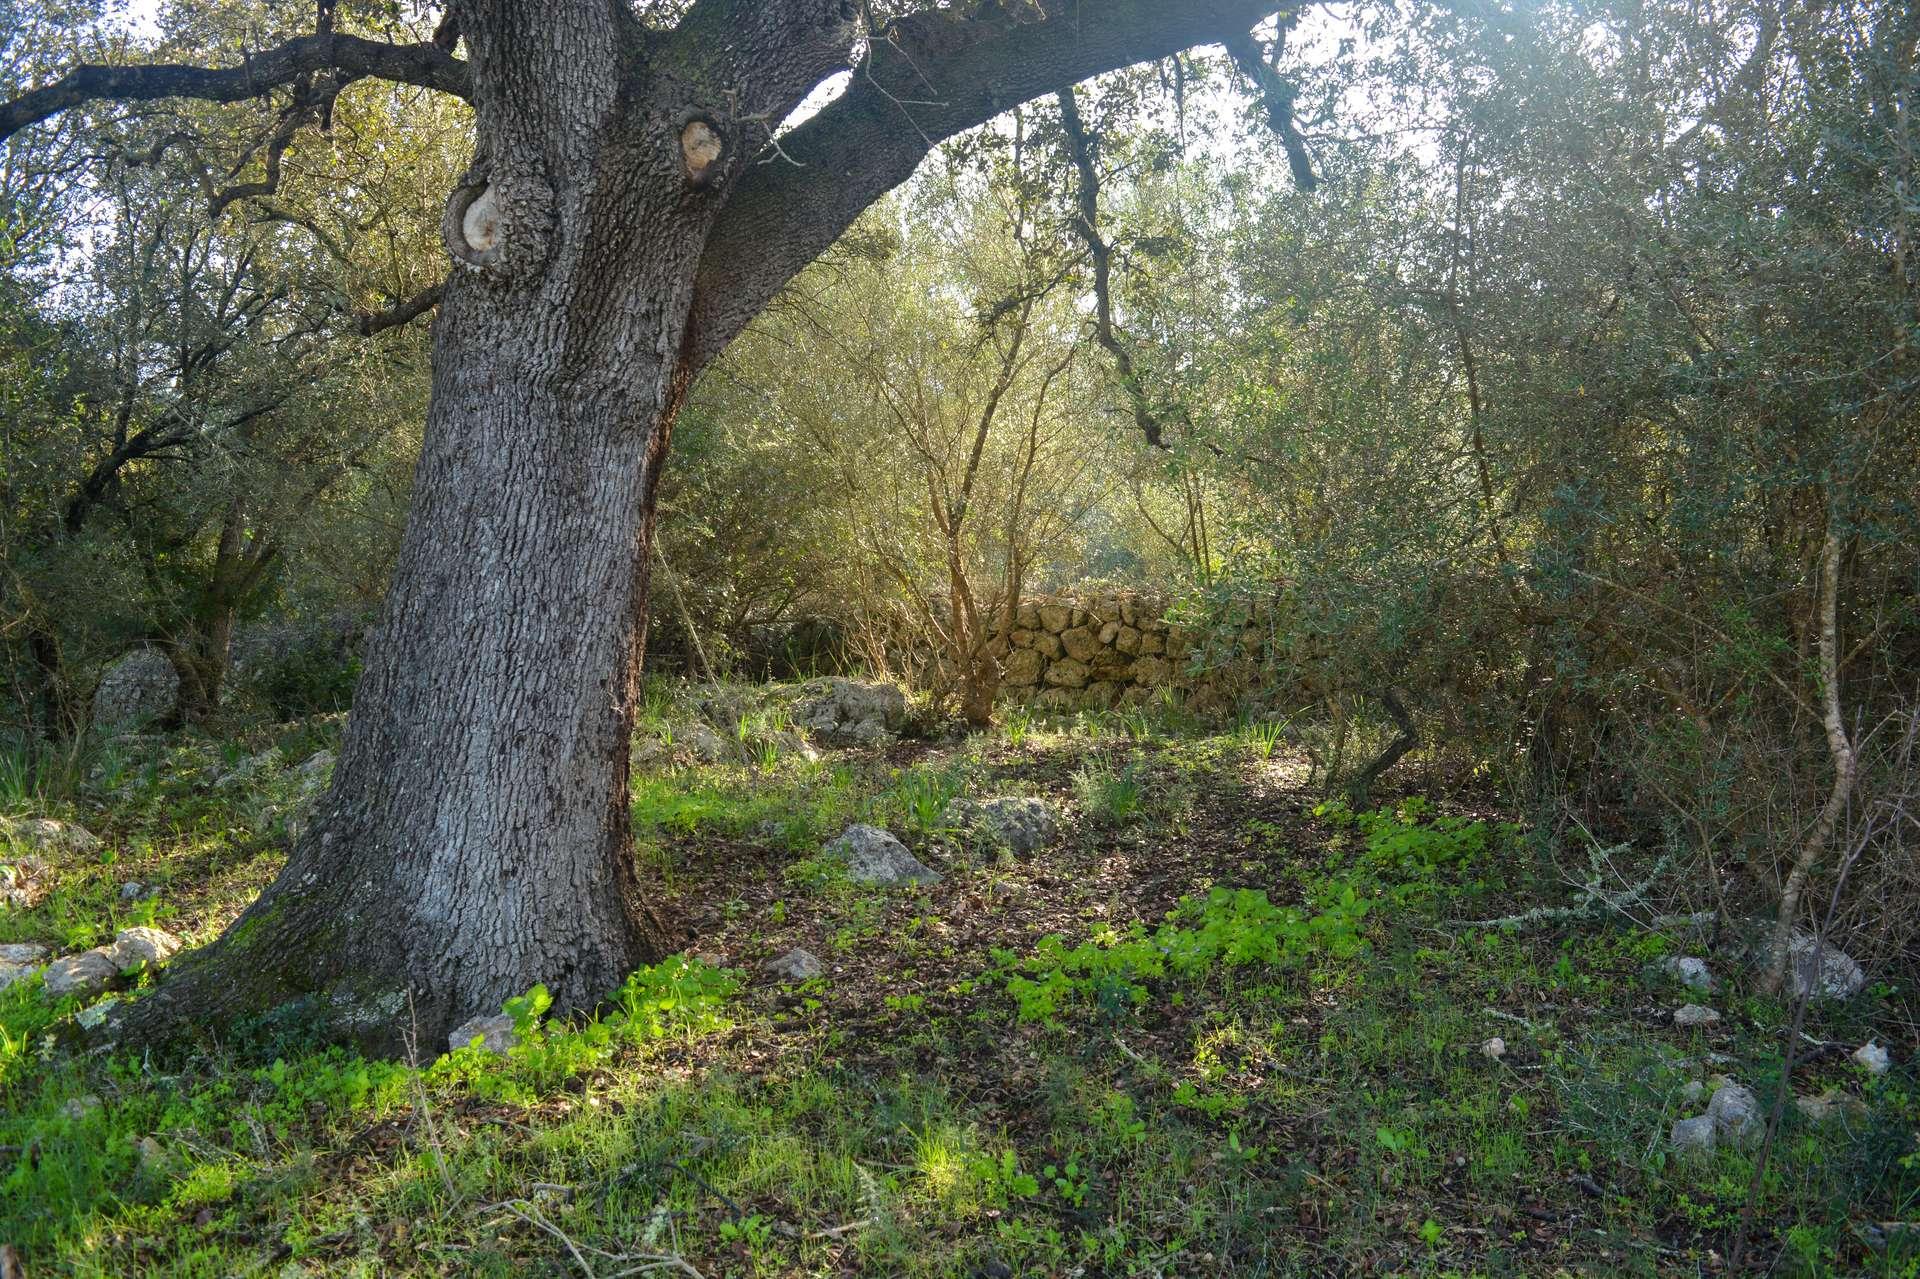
xmin=1796 ymin=1088 xmax=1866 ymax=1124
xmin=828 ymin=824 xmax=940 ymax=887
xmin=447 ymin=1013 xmax=517 ymax=1055
xmin=0 ymin=816 xmax=102 ymax=857
xmin=764 ymin=948 xmax=825 ymax=982
xmin=1854 ymin=1040 xmax=1891 ymax=1075
xmin=0 ymin=856 xmax=50 ymax=910
xmin=42 ymin=949 xmax=119 ymax=999
xmin=1708 ymin=1079 xmax=1763 ymax=1147
xmin=1761 ymin=929 xmax=1867 ymax=1001
xmin=1659 ymin=955 xmax=1715 ymax=993
xmin=943 ymin=796 xmax=1059 ymax=856
xmin=293 ymin=750 xmax=335 ymax=785
xmin=107 ymin=927 xmax=183 ymax=969
xmin=1673 ymin=1004 xmax=1722 ymax=1028
xmin=797 ymin=679 xmax=907 ymax=747
xmin=1670 ymin=1113 xmax=1717 ymax=1157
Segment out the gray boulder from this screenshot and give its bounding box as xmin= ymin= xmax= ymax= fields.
xmin=1673 ymin=1004 xmax=1722 ymax=1028
xmin=1708 ymin=1079 xmax=1763 ymax=1147
xmin=92 ymin=649 xmax=180 ymax=730
xmin=1759 ymin=929 xmax=1866 ymax=1001
xmin=43 ymin=948 xmax=119 ymax=1000
xmin=943 ymin=796 xmax=1058 ymax=856
xmin=1670 ymin=1113 xmax=1717 ymax=1158
xmin=764 ymin=947 xmax=825 ymax=981
xmin=448 ymin=1013 xmax=517 ymax=1055
xmin=828 ymin=824 xmax=939 ymax=887
xmin=798 ymin=679 xmax=907 ymax=747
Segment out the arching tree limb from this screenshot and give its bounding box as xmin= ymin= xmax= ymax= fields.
xmin=686 ymin=0 xmax=1297 ymax=372
xmin=0 ymin=34 xmax=471 ymax=143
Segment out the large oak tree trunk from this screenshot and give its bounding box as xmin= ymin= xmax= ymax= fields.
xmin=115 ymin=3 xmax=713 ymax=1055
xmin=121 ymin=278 xmax=690 ymax=1053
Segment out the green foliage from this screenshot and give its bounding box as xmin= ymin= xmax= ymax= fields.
xmin=241 ymin=637 xmax=363 ymax=719
xmin=1071 ymin=761 xmax=1145 ymax=826
xmin=877 ymin=764 xmax=968 ymax=839
xmin=999 ymin=883 xmax=1370 ymax=1024
xmin=433 ymin=959 xmax=739 ymax=1103
xmin=1234 ymin=713 xmax=1290 ymax=761
xmin=1315 ymin=798 xmax=1514 ymax=906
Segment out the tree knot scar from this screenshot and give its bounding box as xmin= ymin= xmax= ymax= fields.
xmin=681 ymin=119 xmax=725 ymax=187
xmin=461 ymin=184 xmax=500 ymax=252
xmin=441 ymin=169 xmax=555 ymax=283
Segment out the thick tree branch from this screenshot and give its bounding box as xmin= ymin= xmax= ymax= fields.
xmin=666 ymin=0 xmax=859 ymax=127
xmin=687 ymin=0 xmax=1294 ymax=371
xmin=0 ymin=34 xmax=470 ymax=144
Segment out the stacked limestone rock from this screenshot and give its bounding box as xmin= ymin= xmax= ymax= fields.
xmin=995 ymin=594 xmax=1185 ymax=711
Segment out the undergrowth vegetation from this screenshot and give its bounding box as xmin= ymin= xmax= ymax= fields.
xmin=0 ymin=690 xmax=1913 ymax=1275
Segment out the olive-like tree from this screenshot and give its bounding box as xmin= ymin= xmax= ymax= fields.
xmin=1 ymin=0 xmax=1313 ymax=1052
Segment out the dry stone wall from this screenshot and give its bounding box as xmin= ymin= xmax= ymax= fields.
xmin=984 ymin=591 xmax=1287 ymax=713
xmin=994 ymin=594 xmax=1184 ymax=711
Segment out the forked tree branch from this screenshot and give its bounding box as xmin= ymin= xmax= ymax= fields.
xmin=0 ymin=34 xmax=471 ymax=144
xmin=1220 ymin=27 xmax=1317 ymax=190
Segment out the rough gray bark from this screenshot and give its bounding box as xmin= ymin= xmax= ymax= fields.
xmin=1 ymin=0 xmax=1298 ymax=1055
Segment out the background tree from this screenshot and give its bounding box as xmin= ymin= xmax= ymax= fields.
xmin=729 ymin=186 xmax=1093 ymax=724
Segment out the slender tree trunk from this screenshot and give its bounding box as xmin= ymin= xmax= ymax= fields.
xmin=23 ymin=618 xmax=83 ymax=741
xmin=168 ymin=607 xmax=235 ymax=725
xmin=1763 ymin=523 xmax=1855 ymax=993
